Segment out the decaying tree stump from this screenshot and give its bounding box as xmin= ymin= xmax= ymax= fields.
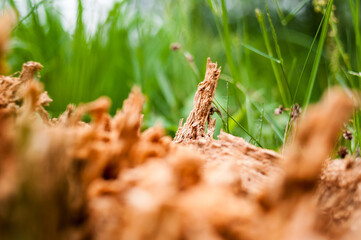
xmin=1 ymin=58 xmax=361 ymax=240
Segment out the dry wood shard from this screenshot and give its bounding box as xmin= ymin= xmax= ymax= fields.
xmin=174 ymin=57 xmax=221 ymax=143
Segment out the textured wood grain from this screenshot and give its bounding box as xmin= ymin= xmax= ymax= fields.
xmin=174 ymin=58 xmax=220 ymax=143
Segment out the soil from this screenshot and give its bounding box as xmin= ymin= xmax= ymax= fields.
xmin=1 ymin=56 xmax=361 ymax=240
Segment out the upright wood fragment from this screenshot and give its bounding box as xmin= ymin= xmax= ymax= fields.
xmin=174 ymin=58 xmax=221 ymax=143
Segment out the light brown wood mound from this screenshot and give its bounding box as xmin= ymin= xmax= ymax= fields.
xmin=0 ymin=59 xmax=361 ymax=240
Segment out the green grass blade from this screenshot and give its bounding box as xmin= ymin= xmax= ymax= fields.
xmin=155 ymin=65 xmax=176 ymax=109
xmin=354 ymin=111 xmax=361 ymax=151
xmin=6 ymin=0 xmax=19 ymax=16
xmin=220 ymin=0 xmax=240 ymax=83
xmin=348 ymin=0 xmax=361 ymax=149
xmin=265 ymin=1 xmax=292 ymax=99
xmin=219 ymin=75 xmax=284 ymax=142
xmin=207 ymin=0 xmax=241 ymax=83
xmin=256 ymin=8 xmax=291 ymax=107
xmin=282 ymin=0 xmax=310 ymax=25
xmin=250 ymin=100 xmax=284 ymax=142
xmin=348 ymin=0 xmax=361 ymax=74
xmin=303 ymin=0 xmax=334 ymax=106
xmin=288 ymin=57 xmax=298 ymax=83
xmin=258 ymin=106 xmax=264 ymax=143
xmin=226 ymin=81 xmax=230 ymax=133
xmin=11 ymin=0 xmax=47 ymax=32
xmin=266 ymin=1 xmax=284 ymax=65
xmin=214 ymin=97 xmax=263 ymax=148
xmin=292 ymin=11 xmax=324 ymax=104
xmin=271 ymin=0 xmax=285 ymax=21
xmin=240 ymin=42 xmax=281 ymax=63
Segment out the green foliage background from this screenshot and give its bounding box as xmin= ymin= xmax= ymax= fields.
xmin=1 ymin=0 xmax=361 ymax=150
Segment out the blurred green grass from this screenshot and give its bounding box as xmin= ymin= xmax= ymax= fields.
xmin=2 ymin=0 xmax=361 ymax=151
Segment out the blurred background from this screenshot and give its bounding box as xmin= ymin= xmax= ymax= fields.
xmin=1 ymin=0 xmax=360 ymax=150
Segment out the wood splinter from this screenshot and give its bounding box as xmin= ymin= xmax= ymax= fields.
xmin=174 ymin=57 xmax=221 ymax=143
